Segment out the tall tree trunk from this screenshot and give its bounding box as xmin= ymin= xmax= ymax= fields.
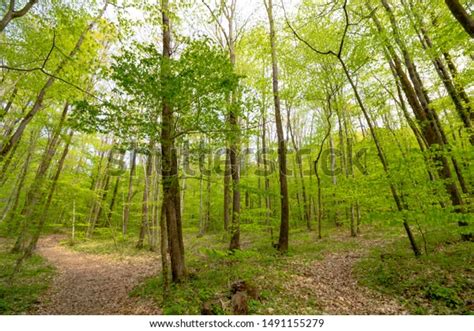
xmin=287 ymin=106 xmax=311 ymax=230
xmin=342 ymin=110 xmax=356 ymax=237
xmin=180 ymin=141 xmax=189 ymax=218
xmin=404 ymin=0 xmax=473 ymax=144
xmin=159 ymin=201 xmax=169 ymax=295
xmin=329 ymin=134 xmax=341 ymax=227
xmin=149 ymin=151 xmax=161 ymax=251
xmin=206 ymin=139 xmax=212 ymax=231
xmin=161 ymin=0 xmax=186 ymax=282
xmin=227 ymin=2 xmax=241 ymax=251
xmin=339 ymin=57 xmax=421 ymax=256
xmin=371 ymin=4 xmax=464 ymax=210
xmin=265 ymin=0 xmax=289 ymax=253
xmin=444 ymin=0 xmax=474 ymax=37
xmin=198 ymin=138 xmax=205 ymax=236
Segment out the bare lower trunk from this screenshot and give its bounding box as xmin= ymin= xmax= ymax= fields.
xmin=265 ymin=0 xmax=289 ymax=252
xmin=161 ymin=0 xmax=186 ymax=282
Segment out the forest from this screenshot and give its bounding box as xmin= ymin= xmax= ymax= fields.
xmin=0 ymin=0 xmax=473 ymax=316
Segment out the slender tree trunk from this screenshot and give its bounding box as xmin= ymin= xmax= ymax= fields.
xmin=12 ymin=103 xmax=69 ymax=253
xmin=339 ymin=57 xmax=421 ymax=256
xmin=314 ymin=102 xmax=334 ymax=240
xmin=223 ymin=149 xmax=231 ymax=231
xmin=137 ymin=148 xmax=154 ymax=249
xmin=198 ymin=138 xmax=205 ymax=236
xmin=262 ymin=110 xmax=271 ymax=225
xmin=123 ymin=148 xmax=136 ymax=236
xmin=0 ymin=3 xmax=108 ymax=160
xmin=106 ymin=153 xmax=125 ymax=227
xmin=87 ymin=146 xmax=114 ymax=237
xmin=371 ymin=5 xmax=464 ymax=210
xmin=181 ymin=141 xmax=189 ymax=217
xmin=227 ymin=4 xmax=241 ymax=251
xmin=206 ymin=139 xmax=212 ymax=230
xmin=265 ymin=0 xmax=289 ymax=253
xmin=342 ymin=111 xmax=356 ymax=237
xmin=0 ymin=87 xmax=18 ymax=120
xmin=22 ymin=130 xmax=74 ymax=257
xmin=287 ymin=106 xmax=311 ymax=230
xmin=2 ymin=130 xmax=37 ymax=229
xmin=329 ymin=134 xmax=340 ymax=227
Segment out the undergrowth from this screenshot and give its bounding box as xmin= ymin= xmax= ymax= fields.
xmin=0 ymin=239 xmax=54 ymax=314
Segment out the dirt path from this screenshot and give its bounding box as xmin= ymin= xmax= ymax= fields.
xmin=30 ymin=233 xmax=405 ymax=315
xmin=31 ymin=235 xmax=161 ymax=315
xmin=288 ymin=235 xmax=407 ymax=314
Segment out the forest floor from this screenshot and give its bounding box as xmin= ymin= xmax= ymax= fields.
xmin=1 ymin=221 xmax=472 ymax=315
xmin=286 ymin=234 xmax=406 ymax=314
xmin=130 ymin=225 xmax=413 ymax=315
xmin=30 ymin=235 xmax=161 ymax=315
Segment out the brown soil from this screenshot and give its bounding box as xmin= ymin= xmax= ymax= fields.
xmin=31 ymin=235 xmax=161 ymax=315
xmin=287 ymin=234 xmax=407 ymax=314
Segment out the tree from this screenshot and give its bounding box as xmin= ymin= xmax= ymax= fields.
xmin=444 ymin=0 xmax=474 ymax=37
xmin=0 ymin=0 xmax=38 ymax=32
xmin=264 ymin=0 xmax=289 ymax=252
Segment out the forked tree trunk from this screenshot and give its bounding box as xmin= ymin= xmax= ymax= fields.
xmin=0 ymin=0 xmax=38 ymax=33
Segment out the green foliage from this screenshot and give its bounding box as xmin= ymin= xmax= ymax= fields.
xmin=0 ymin=241 xmax=54 ymax=314
xmin=355 ymin=223 xmax=474 ymax=314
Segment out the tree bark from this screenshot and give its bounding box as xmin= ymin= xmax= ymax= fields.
xmin=339 ymin=57 xmax=421 ymax=256
xmin=161 ymin=0 xmax=186 ymax=282
xmin=23 ymin=130 xmax=74 ymax=257
xmin=265 ymin=0 xmax=289 ymax=253
xmin=226 ymin=2 xmax=241 ymax=251
xmin=0 ymin=0 xmax=38 ymax=33
xmin=223 ymin=149 xmax=231 ymax=231
xmin=444 ymin=0 xmax=474 ymax=37
xmin=122 ymin=148 xmax=136 ymax=236
xmin=287 ymin=106 xmax=311 ymax=230
xmin=137 ymin=148 xmax=154 ymax=249
xmin=372 ymin=3 xmax=465 ymax=209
